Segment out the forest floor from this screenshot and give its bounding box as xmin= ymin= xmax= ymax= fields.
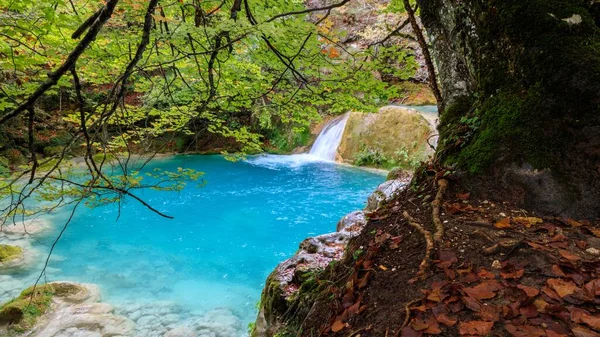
xmin=298 ymin=172 xmax=600 ymax=337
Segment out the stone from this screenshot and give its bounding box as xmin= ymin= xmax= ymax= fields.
xmin=336 ymin=210 xmax=366 ymax=232
xmin=586 ymin=247 xmax=600 ymax=256
xmin=337 ymin=107 xmax=435 ymax=168
xmin=365 ymin=179 xmax=407 ymax=212
xmin=0 ymin=219 xmax=51 ymax=236
xmin=165 ymin=327 xmax=197 ymax=337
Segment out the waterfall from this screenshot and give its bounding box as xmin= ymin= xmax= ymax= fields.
xmin=309 ymin=113 xmax=349 ymax=161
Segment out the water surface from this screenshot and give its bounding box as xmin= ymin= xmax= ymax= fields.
xmin=1 ymin=155 xmax=384 ymax=336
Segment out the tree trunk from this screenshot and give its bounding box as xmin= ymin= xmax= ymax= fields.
xmin=418 ymin=0 xmax=600 ymax=219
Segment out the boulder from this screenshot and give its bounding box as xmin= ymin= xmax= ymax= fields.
xmin=365 ymin=178 xmax=409 ymax=212
xmin=338 ymin=106 xmax=435 ymax=169
xmin=0 ymin=244 xmax=23 ymax=267
xmin=0 ymin=282 xmax=134 ymax=337
xmin=255 ymin=210 xmax=368 ymax=337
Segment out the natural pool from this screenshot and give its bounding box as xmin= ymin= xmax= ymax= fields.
xmin=0 ymin=155 xmax=385 ymax=337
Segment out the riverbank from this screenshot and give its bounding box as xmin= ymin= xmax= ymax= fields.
xmin=254 ymin=171 xmax=600 ymax=337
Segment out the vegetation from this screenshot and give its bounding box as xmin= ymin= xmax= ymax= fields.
xmin=0 ymin=284 xmax=58 ymax=333
xmin=0 ymin=244 xmax=23 ymax=263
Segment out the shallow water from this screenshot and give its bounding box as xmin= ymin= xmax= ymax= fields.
xmin=1 ymin=155 xmax=384 ymax=336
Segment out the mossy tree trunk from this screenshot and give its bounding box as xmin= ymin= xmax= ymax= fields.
xmin=418 ymin=0 xmax=600 ymax=218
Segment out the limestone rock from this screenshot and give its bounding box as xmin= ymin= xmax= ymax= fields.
xmin=1 ymin=282 xmax=134 ymax=337
xmin=365 ymin=179 xmax=407 ymax=212
xmin=338 ymin=106 xmax=435 ymax=168
xmin=1 ymin=219 xmax=51 ymax=236
xmin=256 ymin=209 xmax=369 ymax=337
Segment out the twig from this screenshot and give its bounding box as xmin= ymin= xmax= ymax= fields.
xmin=401 ymin=298 xmax=420 ymax=328
xmin=403 ymin=211 xmax=433 ymax=279
xmin=432 ymin=179 xmax=448 ymax=242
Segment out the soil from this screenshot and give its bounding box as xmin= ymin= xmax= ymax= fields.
xmin=296 ymin=170 xmax=600 ymax=337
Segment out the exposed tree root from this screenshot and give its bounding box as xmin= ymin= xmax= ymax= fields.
xmin=403 ymin=211 xmax=433 ymax=280
xmin=432 ymin=179 xmax=449 ymax=242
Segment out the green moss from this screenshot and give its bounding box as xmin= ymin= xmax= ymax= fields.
xmin=0 ymin=284 xmax=54 ymax=333
xmin=0 ymin=283 xmax=82 ymax=334
xmin=435 ymin=0 xmax=600 ymax=174
xmin=340 ymin=108 xmax=434 ymax=169
xmin=0 ymin=245 xmax=23 ymax=263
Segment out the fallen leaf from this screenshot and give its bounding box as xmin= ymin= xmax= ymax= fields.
xmin=572 ymin=325 xmax=600 ymax=337
xmin=477 ymin=268 xmax=495 ymax=279
xmin=513 ymin=217 xmax=543 ymax=228
xmin=551 ymin=264 xmax=567 ymax=277
xmin=533 ymin=299 xmax=549 ymax=313
xmin=331 ymin=320 xmax=346 ymax=332
xmin=559 ymin=249 xmax=582 ymax=262
xmin=566 ymin=218 xmax=583 ymax=227
xmin=458 ymin=321 xmax=494 ymax=335
xmin=501 ymin=268 xmax=525 ymax=280
xmin=463 ymin=281 xmax=502 ymax=300
xmin=476 ymin=304 xmax=500 ymax=322
xmin=495 ymin=217 xmax=511 ymax=229
xmin=400 ymin=327 xmax=422 ymax=337
xmin=517 ymin=285 xmax=540 ymax=298
xmin=462 ymin=296 xmax=482 ymax=312
xmin=357 ymin=272 xmax=371 ymax=289
xmin=588 ymin=227 xmax=600 ymax=238
xmin=519 ymin=305 xmax=538 ymax=318
xmin=546 ymin=331 xmax=569 ymax=337
xmin=547 ymin=278 xmax=580 ymax=298
xmin=456 ymin=192 xmax=470 ymax=200
xmin=506 ymin=324 xmax=546 ymax=337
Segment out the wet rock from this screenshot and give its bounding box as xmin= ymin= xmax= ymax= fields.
xmin=0 ymin=219 xmax=51 ymax=237
xmin=255 ymin=209 xmax=369 ymax=337
xmin=365 ymin=179 xmax=408 ymax=212
xmin=336 ymin=210 xmax=366 ymax=232
xmin=165 ymin=327 xmax=197 ymax=337
xmin=0 ymin=244 xmax=23 ymax=268
xmin=1 ymin=282 xmax=134 ymax=337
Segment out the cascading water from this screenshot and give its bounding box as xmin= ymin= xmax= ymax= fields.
xmin=308 ymin=113 xmax=349 ymax=161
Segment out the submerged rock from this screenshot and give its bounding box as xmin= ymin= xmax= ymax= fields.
xmin=0 ymin=219 xmax=51 ymax=237
xmin=254 ymin=210 xmax=368 ymax=337
xmin=0 ymin=244 xmax=23 ymax=268
xmin=0 ymin=282 xmax=134 ymax=337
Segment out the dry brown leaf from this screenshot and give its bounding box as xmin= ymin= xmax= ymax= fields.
xmin=477 ymin=268 xmax=495 ymax=279
xmin=458 ymin=321 xmax=494 ymax=335
xmin=513 ymin=217 xmax=543 ymax=228
xmin=566 ymin=218 xmax=583 ymax=227
xmin=589 ymin=227 xmax=600 ymax=238
xmin=517 ymin=284 xmax=540 ymax=298
xmin=501 ymin=268 xmax=524 ymax=280
xmin=331 ymin=320 xmax=346 ymax=332
xmin=547 ymin=278 xmax=580 ymax=298
xmin=519 ymin=305 xmax=539 ymax=318
xmin=572 ymin=325 xmax=600 ymax=337
xmin=559 ymin=249 xmax=582 ymax=262
xmin=457 ymin=192 xmax=470 ymax=200
xmin=463 ymin=281 xmax=502 ymax=300
xmin=495 ymin=217 xmax=511 ymax=228
xmin=357 ymin=271 xmax=371 ymax=289
xmin=551 ymin=264 xmax=567 ymax=277
xmin=533 ymin=299 xmax=549 ymax=313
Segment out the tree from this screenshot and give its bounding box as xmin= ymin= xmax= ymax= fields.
xmin=0 ymin=0 xmax=417 ymax=222
xmin=418 ymin=0 xmax=600 ymax=218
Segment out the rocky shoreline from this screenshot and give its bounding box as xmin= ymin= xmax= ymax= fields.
xmin=253 ymin=173 xmax=410 ymax=337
